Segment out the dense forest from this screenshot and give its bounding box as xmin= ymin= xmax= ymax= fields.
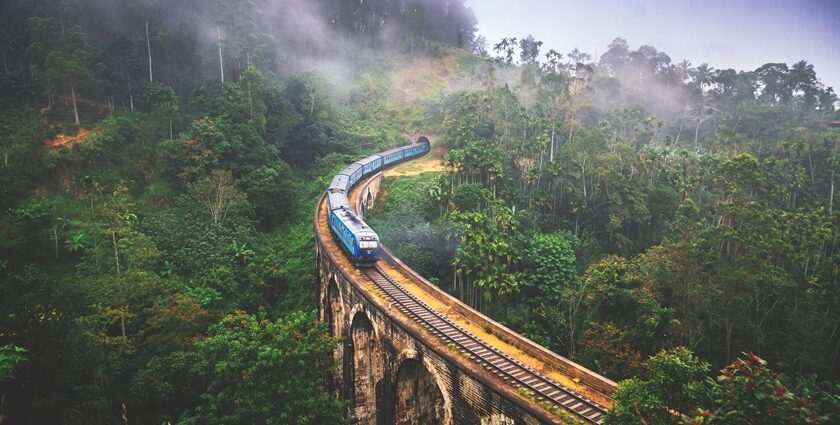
xmin=1 ymin=0 xmax=839 ymax=424
xmin=367 ymin=33 xmax=840 ymax=424
xmin=0 ymin=0 xmax=475 ymax=424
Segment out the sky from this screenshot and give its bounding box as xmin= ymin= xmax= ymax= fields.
xmin=466 ymin=0 xmax=840 ymax=89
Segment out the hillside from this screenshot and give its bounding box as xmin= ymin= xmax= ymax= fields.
xmin=1 ymin=0 xmax=839 ymax=424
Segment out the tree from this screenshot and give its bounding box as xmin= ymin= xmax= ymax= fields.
xmin=188 ymin=170 xmax=248 ymax=226
xmin=451 ymin=208 xmax=527 ymax=309
xmin=605 ymin=347 xmax=711 ymax=425
xmin=0 ymin=344 xmax=26 ymax=383
xmin=75 ymin=183 xmax=159 ymax=339
xmin=788 ymin=60 xmax=820 ymax=112
xmin=0 ymin=344 xmax=27 ymax=424
xmin=179 ymin=310 xmax=344 ymax=425
xmin=13 ymin=195 xmax=70 ymax=259
xmin=126 ymin=0 xmax=161 ymax=83
xmin=686 ymin=353 xmax=827 ymax=424
xmin=239 ymin=65 xmax=266 ymax=127
xmin=599 ymin=38 xmax=630 ymax=74
xmin=493 ymin=37 xmax=518 ymax=65
xmin=28 ymin=16 xmax=93 ymax=124
xmin=518 ymin=35 xmax=543 ymax=65
xmin=526 ymin=232 xmax=577 ymax=301
xmin=142 ymin=82 xmax=179 ymax=139
xmin=607 ymin=350 xmax=828 ymax=425
xmin=693 ymin=63 xmax=714 ymax=92
xmin=240 ymin=161 xmax=296 ymax=228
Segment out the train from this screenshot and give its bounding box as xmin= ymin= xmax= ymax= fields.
xmin=326 ymin=136 xmax=431 ymax=266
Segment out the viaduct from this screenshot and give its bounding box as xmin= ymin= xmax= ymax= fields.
xmin=315 ymin=158 xmax=617 ymax=424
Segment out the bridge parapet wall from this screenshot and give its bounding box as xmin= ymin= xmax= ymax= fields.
xmin=316 ymin=171 xmax=614 ymax=424
xmin=353 ymin=173 xmax=617 ymax=398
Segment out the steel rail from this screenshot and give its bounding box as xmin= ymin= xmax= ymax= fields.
xmin=362 ymin=266 xmax=608 ymax=424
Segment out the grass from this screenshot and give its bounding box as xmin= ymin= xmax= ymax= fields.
xmin=515 ymin=387 xmax=586 ymax=425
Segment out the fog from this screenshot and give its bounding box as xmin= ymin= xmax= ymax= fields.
xmin=467 ymin=0 xmax=840 ymax=91
xmin=60 ymin=0 xmax=477 ymax=90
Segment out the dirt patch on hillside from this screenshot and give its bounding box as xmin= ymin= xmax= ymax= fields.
xmin=384 ymin=155 xmax=445 ymax=177
xmin=47 ymin=128 xmax=95 ymax=149
xmin=385 ymin=144 xmax=448 ymax=177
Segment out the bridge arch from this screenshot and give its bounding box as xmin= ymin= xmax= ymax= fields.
xmin=365 ymin=190 xmax=373 ymax=210
xmin=349 ymin=311 xmax=383 ymax=423
xmin=326 ymin=274 xmax=345 ymax=343
xmin=393 ymin=357 xmax=448 ymax=425
xmin=317 ymin=163 xmax=615 ymax=424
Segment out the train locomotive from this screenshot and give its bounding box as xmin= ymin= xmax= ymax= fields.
xmin=326 ymin=136 xmax=431 ymax=266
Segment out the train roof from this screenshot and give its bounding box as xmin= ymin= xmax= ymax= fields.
xmin=381 ymin=147 xmax=403 ymax=156
xmin=355 ymin=155 xmax=382 ymax=166
xmin=334 ymin=209 xmax=378 ymax=237
xmin=329 ymin=174 xmax=349 ymax=190
xmin=338 ymin=162 xmax=362 ymax=176
xmin=327 ymin=192 xmax=350 ymax=211
xmin=404 ymin=142 xmax=424 ymax=151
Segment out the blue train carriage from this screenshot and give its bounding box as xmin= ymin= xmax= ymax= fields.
xmin=381 ymin=147 xmax=405 ymax=166
xmin=328 ymin=174 xmax=350 ymax=194
xmin=402 ymin=136 xmax=431 ymax=159
xmin=340 ymin=162 xmax=364 ymax=187
xmin=328 ymin=208 xmax=380 ymax=266
xmin=327 ymin=192 xmax=350 ymax=212
xmin=356 ymin=154 xmax=383 ymax=177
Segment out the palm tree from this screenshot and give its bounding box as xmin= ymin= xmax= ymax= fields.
xmin=788 ymin=60 xmax=819 ymax=111
xmin=693 ymin=63 xmax=714 ymax=92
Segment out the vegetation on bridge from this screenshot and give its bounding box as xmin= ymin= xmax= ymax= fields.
xmin=1 ymin=0 xmax=839 ymax=423
xmin=367 ymin=34 xmax=840 ymax=425
xmin=0 ymin=0 xmax=478 ymax=423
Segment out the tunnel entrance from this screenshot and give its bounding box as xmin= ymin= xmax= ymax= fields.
xmin=394 ymin=358 xmax=445 ymax=425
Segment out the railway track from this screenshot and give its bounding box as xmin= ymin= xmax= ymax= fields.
xmin=362 ymin=266 xmax=608 ymax=424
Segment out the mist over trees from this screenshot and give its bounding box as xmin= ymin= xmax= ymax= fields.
xmin=0 ymin=0 xmax=477 ymax=105
xmin=369 ymin=32 xmax=839 ymax=424
xmin=1 ymin=0 xmax=839 ymax=423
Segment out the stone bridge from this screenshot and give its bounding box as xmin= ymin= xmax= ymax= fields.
xmin=315 ymin=171 xmax=616 ymax=425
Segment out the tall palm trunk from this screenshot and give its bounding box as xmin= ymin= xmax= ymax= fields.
xmin=70 ymin=78 xmax=80 ymax=125
xmin=828 ymin=169 xmax=834 ymax=213
xmin=112 ymin=231 xmax=126 ymax=338
xmin=127 ymin=74 xmax=134 ymax=111
xmin=217 ymin=25 xmax=225 ymax=83
xmin=146 ymin=20 xmax=153 ymax=83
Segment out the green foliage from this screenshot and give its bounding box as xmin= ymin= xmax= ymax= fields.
xmin=240 ymin=161 xmax=297 ymax=228
xmin=179 ymin=310 xmax=344 ymax=425
xmin=142 ymin=82 xmax=178 ymax=114
xmin=606 ymin=350 xmax=830 ymax=425
xmin=605 ymin=348 xmax=708 ymax=424
xmin=367 ymin=174 xmax=455 ymax=280
xmin=451 ymin=182 xmax=491 ymax=211
xmin=526 ymin=232 xmax=578 ymax=301
xmin=0 ymin=344 xmax=27 ymax=383
xmin=452 ymin=208 xmax=528 ymax=303
xmin=187 ymin=169 xmax=250 ymax=226
xmin=686 ymin=354 xmax=826 ymax=424
xmin=2 ymin=1 xmax=840 ymax=422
